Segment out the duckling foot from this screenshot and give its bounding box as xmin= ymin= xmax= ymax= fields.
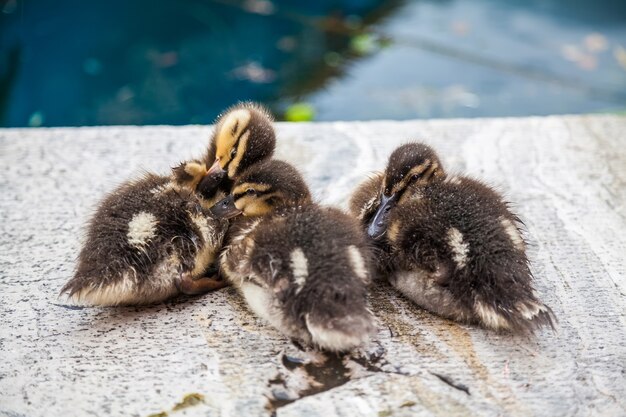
xmin=176 ymin=272 xmax=229 ymax=295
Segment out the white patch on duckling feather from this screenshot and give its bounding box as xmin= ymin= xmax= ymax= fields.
xmin=346 ymin=245 xmax=368 ymax=282
xmin=500 ymin=217 xmax=525 ymax=251
xmin=127 ymin=212 xmax=158 ymax=248
xmin=290 ymin=248 xmax=308 ymax=294
xmin=474 ymin=299 xmax=511 ymax=331
xmin=447 ymin=227 xmax=469 ymax=269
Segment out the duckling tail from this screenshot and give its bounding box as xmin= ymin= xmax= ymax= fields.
xmin=304 ymin=303 xmax=376 ymax=352
xmin=511 ymin=299 xmax=557 ymax=334
xmin=59 ymin=270 xmax=179 ymax=306
xmin=59 ymin=274 xmax=135 ymax=307
xmin=59 ymin=275 xmax=91 ymax=304
xmin=473 ymin=296 xmax=556 ymax=335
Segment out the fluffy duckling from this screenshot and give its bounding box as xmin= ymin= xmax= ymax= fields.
xmin=194 ymin=102 xmax=276 ymax=204
xmin=350 ymin=143 xmax=555 ymax=335
xmin=60 ymin=162 xmax=229 ymax=306
xmin=60 ymin=103 xmax=276 ymax=306
xmin=212 ymin=160 xmax=376 ymax=351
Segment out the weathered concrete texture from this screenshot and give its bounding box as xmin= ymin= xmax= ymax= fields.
xmin=1 ymin=115 xmax=625 ymax=417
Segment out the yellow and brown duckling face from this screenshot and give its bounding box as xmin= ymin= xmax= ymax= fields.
xmin=206 ymin=102 xmax=276 ymax=181
xmin=368 ymin=142 xmax=445 ymax=240
xmin=210 ymin=160 xmax=312 ymax=219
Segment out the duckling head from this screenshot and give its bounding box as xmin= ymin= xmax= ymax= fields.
xmin=368 ymin=142 xmax=445 ymax=240
xmin=206 ymin=102 xmax=277 ymax=181
xmin=210 ymin=160 xmax=312 ymax=219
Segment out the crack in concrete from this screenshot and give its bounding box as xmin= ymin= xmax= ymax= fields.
xmin=431 ymin=372 xmax=470 ymax=395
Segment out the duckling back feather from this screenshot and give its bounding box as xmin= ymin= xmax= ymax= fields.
xmin=61 ymin=173 xmax=227 ymax=306
xmin=390 ymin=177 xmax=555 ymax=334
xmin=222 ymin=206 xmax=376 ymax=351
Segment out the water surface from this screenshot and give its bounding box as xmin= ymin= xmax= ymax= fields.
xmin=0 ymin=0 xmax=624 ymax=126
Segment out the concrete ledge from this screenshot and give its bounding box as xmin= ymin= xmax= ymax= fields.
xmin=1 ymin=115 xmax=625 ymax=416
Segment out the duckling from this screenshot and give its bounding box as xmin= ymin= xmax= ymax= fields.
xmin=60 ymin=162 xmax=229 ymax=306
xmin=60 ymin=103 xmax=277 ymax=306
xmin=194 ymin=102 xmax=276 ymax=204
xmin=349 ymin=143 xmax=556 ymax=335
xmin=211 ymin=160 xmax=376 ymax=351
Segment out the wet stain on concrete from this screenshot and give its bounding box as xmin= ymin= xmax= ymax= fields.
xmin=266 ymin=344 xmax=407 ymax=414
xmin=267 ymin=352 xmax=352 ymax=411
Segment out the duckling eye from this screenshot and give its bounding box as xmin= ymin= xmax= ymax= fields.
xmin=246 ymin=188 xmax=257 ymax=196
xmin=230 ymin=148 xmax=237 ymax=159
xmin=411 ymin=174 xmax=420 ymax=181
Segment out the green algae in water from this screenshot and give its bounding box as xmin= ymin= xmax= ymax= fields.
xmin=284 ymin=103 xmax=315 ymax=122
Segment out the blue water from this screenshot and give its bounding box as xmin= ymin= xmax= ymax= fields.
xmin=1 ymin=0 xmax=625 ymax=127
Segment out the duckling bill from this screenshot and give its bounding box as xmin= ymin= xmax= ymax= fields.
xmin=214 ymin=160 xmax=376 ymax=351
xmin=350 ymin=142 xmax=556 ymax=335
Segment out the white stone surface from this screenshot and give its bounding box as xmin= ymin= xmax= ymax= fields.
xmin=1 ymin=115 xmax=625 ymax=417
